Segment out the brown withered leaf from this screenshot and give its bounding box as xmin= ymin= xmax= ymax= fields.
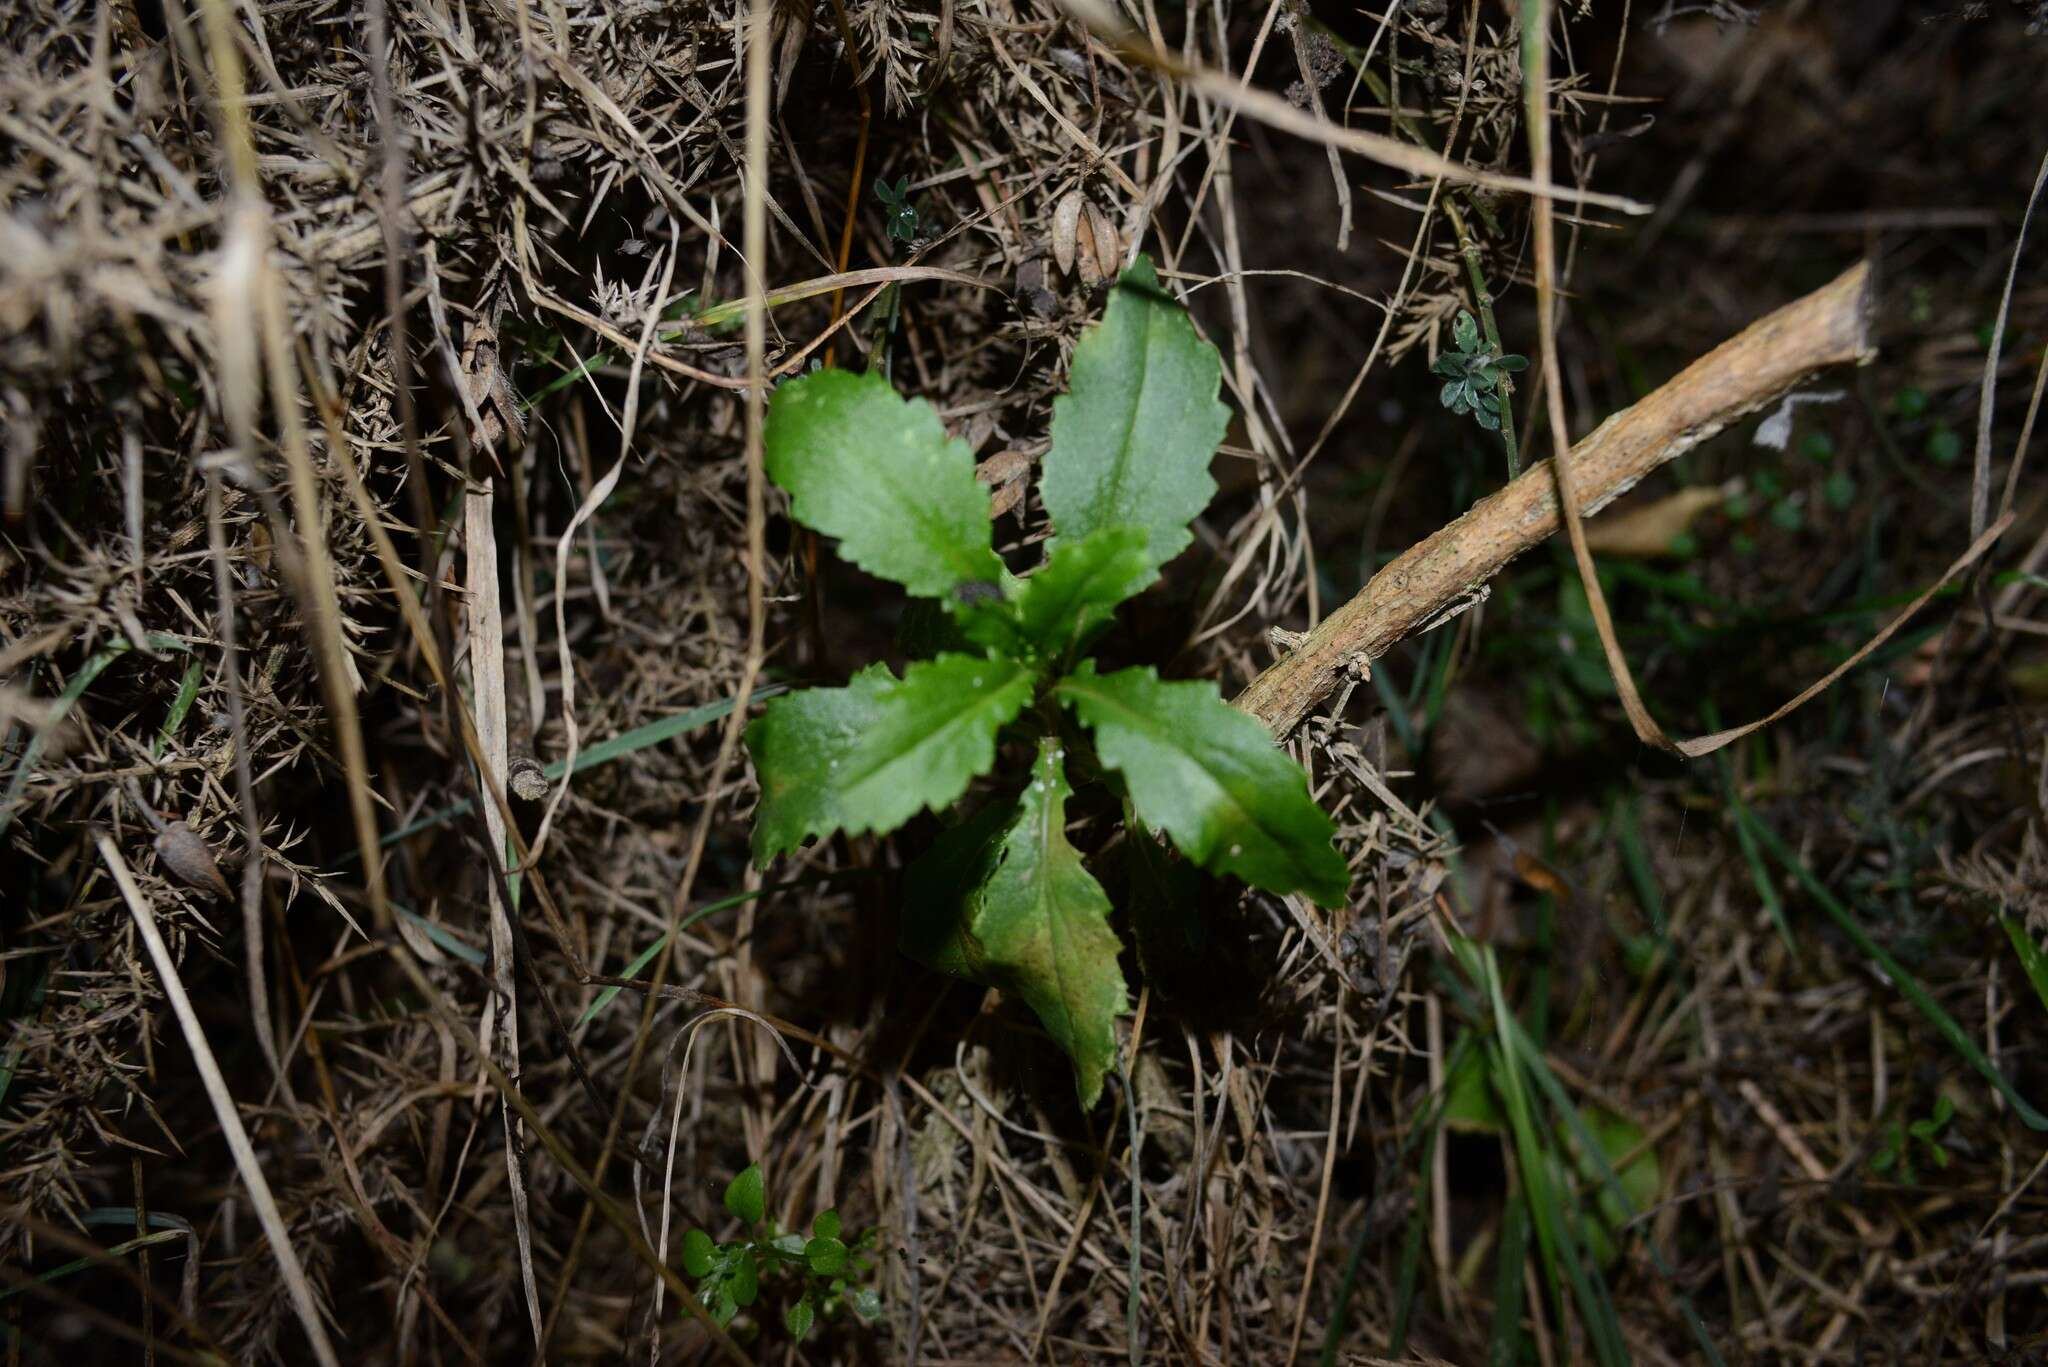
xmin=1582 ymin=483 xmax=1730 ymax=558
xmin=153 ymin=818 xmax=231 ymax=900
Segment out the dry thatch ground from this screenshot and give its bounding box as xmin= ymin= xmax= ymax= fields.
xmin=3 ymin=0 xmax=2048 ymax=1362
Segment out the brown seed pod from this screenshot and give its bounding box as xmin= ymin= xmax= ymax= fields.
xmin=1085 ymin=201 xmax=1121 ymax=278
xmin=1051 ymin=190 xmax=1084 ymax=276
xmin=153 ymin=818 xmax=232 ymax=900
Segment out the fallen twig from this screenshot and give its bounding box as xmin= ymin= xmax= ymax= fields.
xmin=1235 ymin=261 xmax=1878 ymax=738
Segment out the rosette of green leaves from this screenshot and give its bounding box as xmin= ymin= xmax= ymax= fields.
xmin=748 ymin=255 xmax=1349 ymax=1105
xmin=1434 ymin=308 xmax=1528 ymax=432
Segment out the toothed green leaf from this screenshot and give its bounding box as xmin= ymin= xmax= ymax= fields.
xmin=1040 ymin=256 xmax=1228 ymax=578
xmin=962 ymin=526 xmax=1155 ymax=661
xmin=910 ymin=741 xmax=1128 ymax=1105
xmin=765 ymin=368 xmax=1001 ymax=597
xmin=1055 ymin=664 xmax=1348 ymax=907
xmin=747 ymin=655 xmax=1034 ymax=862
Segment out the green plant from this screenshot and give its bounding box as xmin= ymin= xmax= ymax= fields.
xmin=1870 ymin=1095 xmax=1955 ymax=1185
xmin=874 ymin=175 xmax=920 ymax=245
xmin=681 ymin=1162 xmax=882 ymax=1340
xmin=746 ymin=256 xmax=1347 ymax=1103
xmin=1433 ymin=308 xmax=1527 ymax=436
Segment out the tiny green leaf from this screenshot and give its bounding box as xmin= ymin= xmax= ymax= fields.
xmin=681 ymin=1228 xmax=714 ymax=1278
xmin=1040 ymin=256 xmax=1229 ymax=578
xmin=728 ymin=1248 xmax=760 ymax=1307
xmin=1453 ymin=310 xmax=1480 ymax=352
xmin=1925 ymin=424 xmax=1962 ymax=465
xmin=748 ymin=655 xmax=1035 ymax=862
xmin=785 ymin=1297 xmax=816 ymax=1341
xmin=1056 ymin=664 xmax=1348 ymax=907
xmin=1496 ymin=353 xmax=1529 ymax=372
xmin=765 ymin=368 xmax=1001 ymax=597
xmin=706 ymin=1286 xmax=738 ymax=1328
xmin=805 ymin=1235 xmax=850 ymax=1276
xmin=813 ymin=1210 xmax=841 ymax=1241
xmin=964 ymin=526 xmax=1155 ymax=660
xmin=724 ymin=1163 xmax=766 ymax=1225
xmin=850 ymin=1286 xmax=883 ymax=1321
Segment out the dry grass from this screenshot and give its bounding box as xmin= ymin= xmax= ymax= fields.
xmin=3 ymin=0 xmax=2047 ymax=1363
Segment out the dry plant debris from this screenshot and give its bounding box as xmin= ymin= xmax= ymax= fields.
xmin=1 ymin=1 xmax=2046 ymax=1363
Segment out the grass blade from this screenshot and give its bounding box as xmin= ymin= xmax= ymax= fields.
xmin=2002 ymin=917 xmax=2048 ymax=1020
xmin=1742 ymin=812 xmax=2048 ymax=1130
xmin=1 ymin=634 xmax=186 ymax=838
xmin=151 ymin=655 xmax=205 ymax=759
xmin=573 ymin=871 xmax=858 ymax=1028
xmin=340 ymin=686 xmax=784 ymax=866
xmin=1487 ymin=1198 xmax=1530 ymax=1367
xmin=1483 ymin=952 xmax=1626 ymax=1367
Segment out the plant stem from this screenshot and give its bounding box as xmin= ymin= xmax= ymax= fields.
xmin=1443 ymin=196 xmax=1519 ymax=478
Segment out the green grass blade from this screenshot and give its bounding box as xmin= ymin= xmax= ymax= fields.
xmin=573 ymin=871 xmax=854 ymax=1029
xmin=1 ymin=634 xmax=186 ymax=839
xmin=397 ymin=906 xmax=488 ymax=966
xmin=2002 ymin=917 xmax=2048 ymax=1020
xmin=1742 ymin=813 xmax=2048 ymax=1130
xmin=342 ymin=686 xmax=784 ymax=866
xmin=151 ymin=656 xmax=205 ymax=759
xmin=0 ymin=1229 xmax=188 ymax=1304
xmin=1487 ymin=1198 xmax=1530 ymax=1367
xmin=78 ymin=1208 xmax=194 ymax=1235
xmin=1716 ymin=746 xmax=1795 ymax=956
xmin=1483 ymin=953 xmax=1627 ymax=1367
xmin=1612 ymin=793 xmax=1666 ymax=939
xmin=523 ymin=348 xmax=618 ymax=407
xmin=1504 ymin=1018 xmax=1727 ymax=1367
xmin=1383 ymin=1130 xmax=1433 ymax=1359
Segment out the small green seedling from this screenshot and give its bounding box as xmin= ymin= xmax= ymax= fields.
xmin=1433 ymin=308 xmax=1527 ymax=434
xmin=681 ymin=1162 xmax=882 ymax=1340
xmin=874 ymin=176 xmax=920 ymax=245
xmin=746 ymin=255 xmax=1347 ymax=1104
xmin=1870 ymin=1095 xmax=1955 ymax=1186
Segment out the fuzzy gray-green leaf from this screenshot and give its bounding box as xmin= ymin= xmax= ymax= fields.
xmin=1039 ymin=256 xmax=1228 ymax=577
xmin=765 ymin=368 xmax=1002 ymax=597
